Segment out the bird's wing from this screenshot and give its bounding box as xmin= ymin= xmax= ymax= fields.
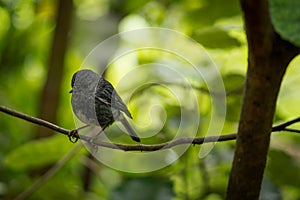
xmin=95 ymin=79 xmax=133 ymax=119
xmin=111 ymin=90 xmax=133 ymax=119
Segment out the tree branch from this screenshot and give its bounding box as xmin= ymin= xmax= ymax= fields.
xmin=0 ymin=106 xmax=70 ymax=135
xmin=129 ymin=81 xmax=243 ymax=102
xmin=0 ymin=105 xmax=299 ymax=152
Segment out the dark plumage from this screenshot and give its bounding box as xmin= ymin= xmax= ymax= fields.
xmin=70 ymin=69 xmax=140 ymax=142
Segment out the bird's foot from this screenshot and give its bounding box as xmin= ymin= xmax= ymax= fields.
xmin=68 ymin=129 xmax=79 ymax=143
xmin=68 ymin=125 xmax=90 ymax=143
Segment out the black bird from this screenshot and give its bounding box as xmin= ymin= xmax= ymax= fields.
xmin=70 ymin=69 xmax=140 ymax=142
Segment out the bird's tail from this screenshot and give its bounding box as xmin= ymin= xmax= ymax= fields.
xmin=119 ymin=116 xmax=140 ymax=142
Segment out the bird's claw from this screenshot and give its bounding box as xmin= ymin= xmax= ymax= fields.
xmin=68 ymin=129 xmax=79 ymax=143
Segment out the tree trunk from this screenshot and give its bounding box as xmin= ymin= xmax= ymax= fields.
xmin=226 ymin=0 xmax=299 ymax=199
xmin=36 ymin=0 xmax=73 ymax=138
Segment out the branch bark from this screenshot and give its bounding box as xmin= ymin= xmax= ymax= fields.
xmin=226 ymin=0 xmax=300 ymax=199
xmin=1 ymin=105 xmax=299 ymax=152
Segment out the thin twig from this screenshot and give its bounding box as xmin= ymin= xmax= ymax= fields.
xmin=271 ymin=117 xmax=300 ymax=132
xmin=282 ymin=128 xmax=300 ymax=134
xmin=0 ymin=105 xmax=299 ymax=152
xmin=129 ymin=81 xmax=244 ymax=102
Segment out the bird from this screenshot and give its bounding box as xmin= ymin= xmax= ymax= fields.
xmin=69 ymin=69 xmax=140 ymax=142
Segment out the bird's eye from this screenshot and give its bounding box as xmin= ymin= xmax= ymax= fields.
xmin=71 ymin=72 xmax=77 ymax=88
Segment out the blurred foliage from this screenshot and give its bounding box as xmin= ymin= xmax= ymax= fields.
xmin=4 ymin=135 xmax=75 ymax=170
xmin=110 ymin=176 xmax=174 ymax=200
xmin=0 ymin=0 xmax=299 ymax=199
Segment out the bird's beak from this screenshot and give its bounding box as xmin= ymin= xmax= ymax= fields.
xmin=69 ymin=89 xmax=73 ymax=93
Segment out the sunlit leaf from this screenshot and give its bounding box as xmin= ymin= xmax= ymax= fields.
xmin=184 ymin=0 xmax=241 ymax=27
xmin=0 ymin=7 xmax=10 ymax=41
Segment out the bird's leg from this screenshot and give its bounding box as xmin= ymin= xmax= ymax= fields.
xmin=88 ymin=126 xmax=104 ymax=143
xmin=88 ymin=127 xmax=105 ymax=153
xmin=77 ymin=124 xmax=90 ymax=131
xmin=95 ymin=127 xmax=105 ymax=137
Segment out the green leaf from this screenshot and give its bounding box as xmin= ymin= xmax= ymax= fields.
xmin=270 ymin=0 xmax=300 ymax=46
xmin=4 ymin=135 xmax=74 ymax=170
xmin=193 ymin=28 xmax=241 ymax=49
